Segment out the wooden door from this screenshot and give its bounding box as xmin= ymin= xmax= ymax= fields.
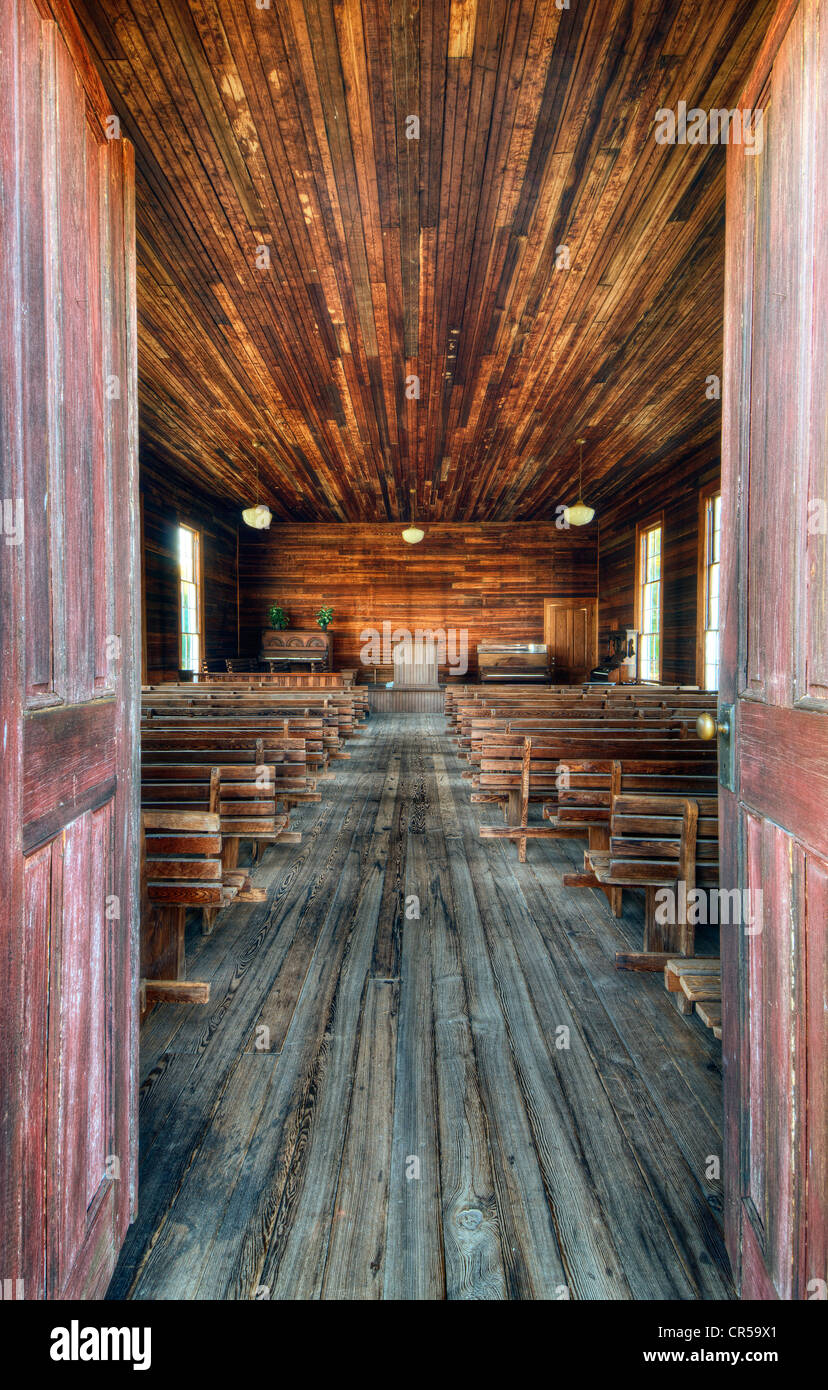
xmin=543 ymin=598 xmax=597 ymax=683
xmin=0 ymin=0 xmax=139 ymax=1298
xmin=720 ymin=0 xmax=827 ymax=1300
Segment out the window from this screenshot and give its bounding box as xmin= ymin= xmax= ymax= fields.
xmin=698 ymin=488 xmax=722 ymax=690
xmin=636 ymin=517 xmax=663 ymax=682
xmin=178 ymin=524 xmax=202 ymax=673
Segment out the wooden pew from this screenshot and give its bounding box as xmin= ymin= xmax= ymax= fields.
xmin=141 ymin=729 xmax=317 ymax=815
xmin=543 ymin=757 xmax=718 ymax=834
xmin=142 ymin=678 xmax=366 ymax=720
xmin=142 ymin=689 xmax=360 ymax=746
xmin=140 ymin=809 xmax=220 ymax=1013
xmin=446 ymin=685 xmax=717 ymax=731
xmin=456 ymin=687 xmax=714 ymax=722
xmin=144 ymin=705 xmax=346 ymax=762
xmin=473 ymin=728 xmax=708 ymax=826
xmin=463 ymin=710 xmax=699 ymax=760
xmin=141 ymin=761 xmax=298 ymax=852
xmin=141 ymin=762 xmax=281 ymax=928
xmin=143 ymin=707 xmax=332 ymax=774
xmin=473 ymin=731 xmax=715 ymax=943
xmin=563 ymin=793 xmax=720 ymax=970
xmin=451 ymin=690 xmax=716 ymax=744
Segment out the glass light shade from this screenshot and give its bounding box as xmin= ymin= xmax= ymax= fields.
xmin=401 ymin=524 xmax=425 ymax=544
xmin=242 ymin=503 xmax=273 ymax=529
xmin=563 ymin=500 xmax=595 ymax=527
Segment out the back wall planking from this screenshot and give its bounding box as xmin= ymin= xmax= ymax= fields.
xmin=238 ymin=523 xmax=598 ymax=679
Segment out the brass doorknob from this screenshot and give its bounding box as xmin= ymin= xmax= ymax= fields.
xmin=696 ymin=712 xmax=730 ymax=740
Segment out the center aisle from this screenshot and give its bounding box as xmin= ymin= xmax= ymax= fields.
xmin=109 ymin=712 xmax=732 ymax=1301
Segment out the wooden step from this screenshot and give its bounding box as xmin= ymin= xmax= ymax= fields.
xmin=696 ymin=1000 xmax=723 ymax=1039
xmin=664 ymin=957 xmax=720 ymax=990
xmin=140 ymin=978 xmax=210 ymax=1008
xmin=679 ymin=972 xmax=722 ymax=1003
xmin=663 ymin=959 xmax=722 ymax=1032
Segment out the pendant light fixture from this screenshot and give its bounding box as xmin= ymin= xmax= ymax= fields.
xmin=402 ymin=485 xmax=424 ymax=544
xmin=563 ymin=438 xmax=595 ymax=527
xmin=242 ymin=452 xmax=272 ymax=529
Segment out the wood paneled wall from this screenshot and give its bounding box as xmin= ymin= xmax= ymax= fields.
xmin=238 ymin=524 xmax=597 ymax=679
xmin=141 ymin=459 xmax=238 ymax=681
xmin=140 ymin=459 xmax=718 ymax=687
xmin=598 ymin=455 xmax=721 ymax=686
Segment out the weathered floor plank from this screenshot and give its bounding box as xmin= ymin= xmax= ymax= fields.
xmin=109 ymin=712 xmax=734 ymax=1301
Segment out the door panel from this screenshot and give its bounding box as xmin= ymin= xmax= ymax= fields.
xmin=721 ymin=0 xmax=827 ymax=1299
xmin=741 ymin=813 xmax=802 ymax=1299
xmin=805 ymin=860 xmax=828 ymax=1290
xmin=543 ymin=598 xmax=597 ymax=683
xmin=0 ymin=0 xmax=139 ymax=1298
xmin=49 ymin=804 xmax=112 ymax=1295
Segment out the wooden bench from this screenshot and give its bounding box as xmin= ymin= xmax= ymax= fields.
xmin=563 ymin=794 xmax=719 ymax=970
xmin=143 ymin=703 xmax=346 ymax=761
xmin=143 ymin=706 xmax=333 ymax=773
xmin=186 ymin=670 xmax=354 ymax=688
xmin=141 ymin=730 xmax=317 ymax=815
xmin=140 ymin=809 xmax=220 ymax=1014
xmin=463 ymin=710 xmax=700 ymax=760
xmin=141 ymin=761 xmax=298 ymax=851
xmin=473 ymin=735 xmax=716 ymax=926
xmin=544 ymin=756 xmax=718 ymax=832
xmin=473 ymin=730 xmax=708 ymax=828
xmin=451 ymin=685 xmax=715 ymax=728
xmin=144 ymin=679 xmax=366 ymax=717
xmin=141 ymin=762 xmax=284 ymax=927
xmin=142 ymin=690 xmax=361 ymax=745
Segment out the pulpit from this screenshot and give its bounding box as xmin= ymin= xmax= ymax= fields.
xmin=392 ymin=638 xmax=439 ymax=687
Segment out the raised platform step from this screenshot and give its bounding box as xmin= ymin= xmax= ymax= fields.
xmin=363 ymin=686 xmax=444 ymax=713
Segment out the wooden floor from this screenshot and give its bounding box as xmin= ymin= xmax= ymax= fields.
xmin=109 ymin=713 xmax=733 ymax=1300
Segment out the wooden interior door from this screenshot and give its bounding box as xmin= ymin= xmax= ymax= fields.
xmin=543 ymin=598 xmax=597 ymax=683
xmin=720 ymin=0 xmax=827 ymax=1300
xmin=0 ymin=0 xmax=139 ymax=1298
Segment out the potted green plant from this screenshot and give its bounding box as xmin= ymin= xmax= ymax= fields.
xmin=268 ymin=604 xmax=289 ymax=630
xmin=316 ymin=605 xmax=334 ymax=631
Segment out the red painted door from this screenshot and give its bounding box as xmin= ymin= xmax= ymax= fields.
xmin=0 ymin=0 xmax=139 ymax=1297
xmin=720 ymin=0 xmax=828 ymax=1300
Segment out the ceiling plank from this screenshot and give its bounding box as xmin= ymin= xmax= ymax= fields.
xmin=72 ymin=0 xmax=776 ymax=520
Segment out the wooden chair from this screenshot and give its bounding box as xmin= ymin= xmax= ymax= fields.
xmin=225 ymin=657 xmax=260 ymax=673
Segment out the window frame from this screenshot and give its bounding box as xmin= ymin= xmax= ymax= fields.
xmin=696 ymin=481 xmax=722 ymax=690
xmin=177 ymin=521 xmax=203 ymax=675
xmin=635 ymin=512 xmax=665 ymax=684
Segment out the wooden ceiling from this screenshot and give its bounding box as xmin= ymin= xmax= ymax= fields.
xmin=74 ymin=0 xmax=775 ymax=522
